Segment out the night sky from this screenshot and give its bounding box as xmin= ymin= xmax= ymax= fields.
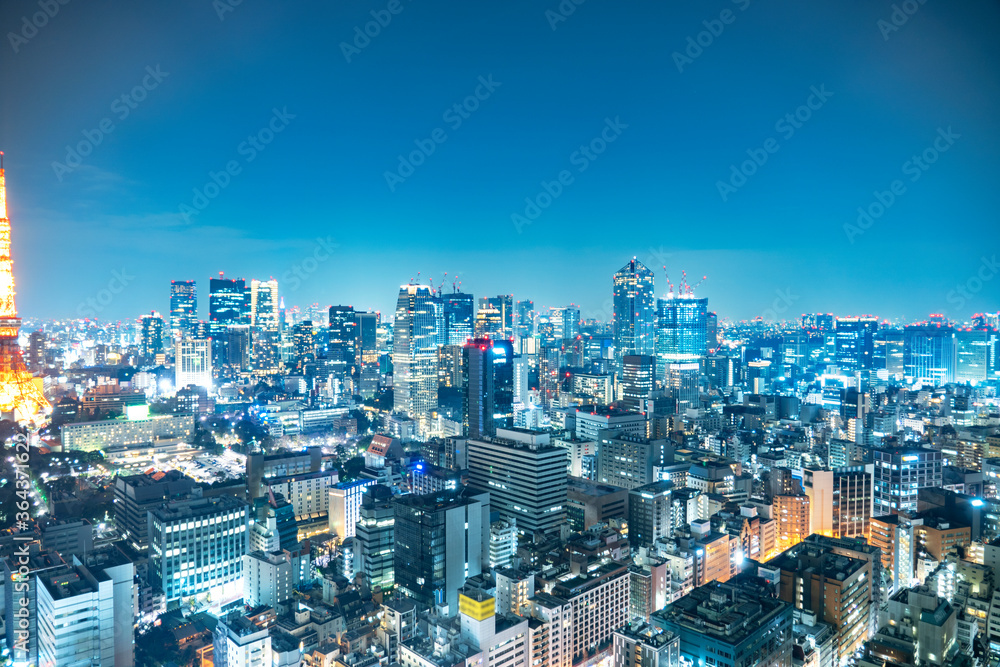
xmin=1 ymin=0 xmax=998 ymax=323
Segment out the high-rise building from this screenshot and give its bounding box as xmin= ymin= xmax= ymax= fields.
xmin=553 ymin=561 xmax=632 ymax=663
xmin=480 ymin=295 xmax=514 ymax=337
xmin=169 ymin=280 xmax=197 ymax=341
xmin=665 ymin=362 xmax=700 ymax=414
xmin=874 ymin=328 xmax=905 ymax=376
xmin=873 ymin=446 xmax=943 ymax=515
xmin=209 ymin=273 xmax=248 ymax=365
xmin=768 ymin=537 xmax=876 ymax=663
xmin=356 ymin=311 xmax=380 ymax=364
xmin=515 ymin=299 xmax=534 ymax=340
xmin=774 ymin=494 xmax=810 ymax=553
xmin=463 ymin=338 xmax=514 ymax=438
xmin=393 ymin=489 xmax=489 ymax=612
xmin=802 ymin=465 xmax=874 ymax=540
xmin=249 ymin=279 xmax=279 ymax=331
xmin=149 ymin=496 xmax=250 ymax=603
xmin=613 ymin=259 xmax=656 ymax=372
xmin=113 ymin=470 xmax=197 ymax=554
xmin=597 ymin=431 xmax=672 ymax=490
xmin=175 ymin=338 xmax=212 ymax=389
xmin=474 ymin=306 xmax=504 ymax=339
xmin=834 ymin=316 xmax=879 ymax=372
xmin=655 ymin=295 xmax=707 ymax=366
xmin=209 ymin=274 xmax=248 ymax=328
xmin=139 ymin=312 xmax=165 ymax=363
xmin=291 ymin=320 xmax=316 ymax=370
xmin=34 ymin=550 xmax=135 ymax=667
xmin=329 ymin=479 xmax=377 ymax=539
xmin=467 ymin=428 xmax=567 ymax=536
xmin=904 ymin=322 xmax=956 ymax=384
xmin=393 ymin=285 xmax=439 ymax=435
xmin=651 ymin=575 xmax=793 ymax=667
xmin=443 ymin=292 xmax=475 ymax=345
xmin=955 ymin=327 xmax=990 ymax=383
xmin=329 ymin=305 xmax=358 ymax=372
xmin=622 ymin=354 xmax=656 ymax=410
xmin=250 ymin=279 xmax=279 ymax=372
xmin=558 ymin=305 xmax=581 ymax=340
xmin=628 ymin=481 xmax=674 ymax=549
xmin=353 ymin=485 xmax=396 ymax=593
xmin=243 ymin=550 xmax=295 ymax=609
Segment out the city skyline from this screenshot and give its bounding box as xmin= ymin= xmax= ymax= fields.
xmin=1 ymin=0 xmax=998 ymax=322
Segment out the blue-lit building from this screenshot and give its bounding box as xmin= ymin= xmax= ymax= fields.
xmin=904 ymin=322 xmax=956 ymax=385
xmin=443 ymin=291 xmax=475 ymax=345
xmin=834 ymin=316 xmax=879 ymax=372
xmin=655 ymin=295 xmax=707 ymax=364
xmin=652 ymin=575 xmax=793 ymax=667
xmin=463 ymin=337 xmax=514 ymax=438
xmin=613 ymin=259 xmax=656 ymax=373
xmin=169 ymin=280 xmax=197 ymax=340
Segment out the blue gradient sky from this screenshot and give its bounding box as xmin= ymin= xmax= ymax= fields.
xmin=1 ymin=0 xmax=998 ymax=322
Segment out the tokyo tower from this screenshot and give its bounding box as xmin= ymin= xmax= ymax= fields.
xmin=0 ymin=153 xmax=50 ymax=424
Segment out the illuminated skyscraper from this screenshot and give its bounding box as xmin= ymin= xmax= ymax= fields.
xmin=209 ymin=274 xmax=248 ymax=328
xmin=621 ymin=355 xmax=656 ymax=410
xmin=873 ymin=446 xmax=943 ymax=515
xmin=393 ymin=285 xmax=439 ymax=435
xmin=329 ymin=305 xmax=357 ymax=371
xmin=169 ymin=280 xmax=197 ymax=341
xmin=291 ymin=321 xmax=316 ymax=371
xmin=249 ymin=279 xmax=279 ymax=331
xmin=874 ymin=328 xmax=905 ymax=376
xmin=903 ymin=322 xmax=956 ymax=385
xmin=175 ymin=338 xmax=212 ymax=389
xmin=209 ymin=273 xmax=248 ymax=365
xmin=355 ymin=311 xmax=379 ymax=364
xmin=515 ymin=299 xmax=534 ymax=340
xmin=479 ymin=295 xmax=514 ymax=337
xmin=0 ymin=158 xmax=50 ymax=423
xmin=250 ymin=279 xmax=279 ymax=373
xmin=475 ymin=306 xmax=503 ymax=339
xmin=443 ymin=292 xmax=475 ymax=345
xmin=955 ymin=327 xmax=989 ymax=383
xmin=613 ymin=259 xmax=656 ymax=372
xmin=834 ymin=316 xmax=879 ymax=372
xmin=139 ymin=311 xmax=165 ymax=363
xmin=463 ymin=338 xmax=514 ymax=438
xmin=655 ymin=295 xmax=707 ymax=365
